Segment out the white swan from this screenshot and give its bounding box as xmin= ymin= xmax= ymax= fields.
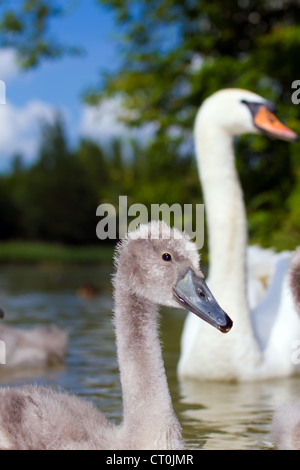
xmin=178 ymin=88 xmax=299 ymax=381
xmin=0 ymin=221 xmax=232 ymax=450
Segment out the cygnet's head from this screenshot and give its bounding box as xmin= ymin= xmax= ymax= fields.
xmin=196 ymin=88 xmax=297 ymax=141
xmin=115 ymin=220 xmax=232 ymax=333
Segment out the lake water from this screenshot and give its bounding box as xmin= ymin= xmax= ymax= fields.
xmin=0 ymin=263 xmax=299 ymax=450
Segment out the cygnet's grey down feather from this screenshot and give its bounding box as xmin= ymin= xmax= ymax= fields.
xmin=271 ymin=248 xmax=300 ymax=450
xmin=271 ymin=399 xmax=300 ymax=450
xmin=0 ymin=221 xmax=231 ymax=450
xmin=0 ymin=324 xmax=68 ymax=368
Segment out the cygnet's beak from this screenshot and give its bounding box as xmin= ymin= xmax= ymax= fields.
xmin=173 ymin=268 xmax=232 ymax=333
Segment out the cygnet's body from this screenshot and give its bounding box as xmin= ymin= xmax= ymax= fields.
xmin=271 ymin=399 xmax=300 ymax=450
xmin=0 ymin=221 xmax=232 ymax=450
xmin=271 ymin=248 xmax=300 ymax=450
xmin=0 ymin=324 xmax=68 ymax=368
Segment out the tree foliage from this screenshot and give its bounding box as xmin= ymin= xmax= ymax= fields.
xmin=0 ymin=0 xmax=80 ymax=68
xmin=1 ymin=0 xmax=300 ymax=250
xmin=91 ymin=0 xmax=300 ymax=251
xmin=0 ymin=117 xmax=200 ymax=245
xmin=91 ymin=0 xmax=300 ymax=130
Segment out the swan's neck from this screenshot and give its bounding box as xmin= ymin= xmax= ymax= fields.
xmin=195 ymin=123 xmax=249 ymax=322
xmin=113 ymin=281 xmax=182 ymax=448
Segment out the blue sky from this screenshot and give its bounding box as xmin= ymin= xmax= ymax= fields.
xmin=10 ymin=1 xmax=121 ymax=112
xmin=0 ymin=0 xmax=130 ymax=171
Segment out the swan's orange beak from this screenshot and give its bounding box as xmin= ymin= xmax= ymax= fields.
xmin=254 ymin=105 xmax=298 ymax=142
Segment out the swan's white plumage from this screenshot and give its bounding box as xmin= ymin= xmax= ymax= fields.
xmin=246 ymin=245 xmax=287 ymax=308
xmin=178 ymin=88 xmax=300 ymax=381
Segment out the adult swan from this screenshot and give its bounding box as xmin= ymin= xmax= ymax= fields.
xmin=178 ymin=88 xmax=299 ymax=382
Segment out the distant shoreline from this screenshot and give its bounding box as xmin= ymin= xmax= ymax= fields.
xmin=0 ymin=241 xmax=115 ymax=264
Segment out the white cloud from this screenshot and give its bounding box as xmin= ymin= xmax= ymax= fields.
xmin=80 ymin=97 xmax=128 ymax=143
xmin=0 ymin=48 xmax=20 ymax=82
xmin=0 ymin=100 xmax=57 ymax=169
xmin=0 ymin=51 xmax=157 ymax=171
xmin=79 ymin=96 xmax=158 ymax=153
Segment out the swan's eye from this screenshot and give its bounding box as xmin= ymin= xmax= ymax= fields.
xmin=162 ymin=252 xmax=172 ymax=262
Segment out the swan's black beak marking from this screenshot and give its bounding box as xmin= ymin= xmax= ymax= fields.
xmin=173 ymin=268 xmax=232 ymax=333
xmin=0 ymin=307 xmax=4 ymax=319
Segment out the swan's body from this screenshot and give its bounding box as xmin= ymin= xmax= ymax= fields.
xmin=0 ymin=221 xmax=232 ymax=450
xmin=179 ymin=88 xmax=299 ymax=381
xmin=0 ymin=323 xmax=68 ymax=368
xmin=246 ymin=245 xmax=291 ymax=309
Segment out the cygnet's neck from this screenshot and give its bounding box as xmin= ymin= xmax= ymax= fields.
xmin=195 ymin=122 xmax=249 ymax=323
xmin=113 ymin=277 xmax=183 ymax=449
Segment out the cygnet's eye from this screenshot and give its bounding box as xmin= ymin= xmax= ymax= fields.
xmin=162 ymin=252 xmax=172 ymax=262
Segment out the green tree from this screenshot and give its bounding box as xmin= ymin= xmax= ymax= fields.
xmin=87 ymin=1 xmax=300 ymax=131
xmin=76 ymin=138 xmax=110 ymax=201
xmin=24 ymin=116 xmax=99 ymax=244
xmin=0 ymin=176 xmax=21 ymax=239
xmin=2 ymin=0 xmax=300 ymax=249
xmin=90 ymin=0 xmax=300 ymax=250
xmin=0 ymin=0 xmax=80 ymax=68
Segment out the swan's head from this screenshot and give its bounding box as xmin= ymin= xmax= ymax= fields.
xmin=196 ymin=88 xmax=297 ymax=141
xmin=115 ymin=220 xmax=232 ymax=333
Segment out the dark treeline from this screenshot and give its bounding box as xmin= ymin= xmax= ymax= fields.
xmin=0 ymin=116 xmax=200 ymax=245
xmin=1 ymin=1 xmax=300 ymax=253
xmin=1 ymin=114 xmax=300 ymax=252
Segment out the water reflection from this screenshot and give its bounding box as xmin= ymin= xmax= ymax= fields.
xmin=0 ymin=264 xmax=299 ymax=449
xmin=179 ymin=376 xmax=300 ymax=449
